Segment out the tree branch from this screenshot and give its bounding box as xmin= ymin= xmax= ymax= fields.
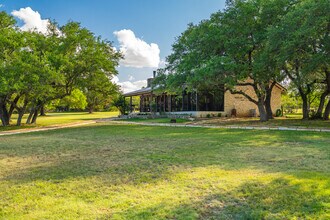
xmin=229 ymin=89 xmax=258 ymax=105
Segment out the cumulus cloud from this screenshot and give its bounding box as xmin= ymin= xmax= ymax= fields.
xmin=128 ymin=75 xmax=135 ymax=81
xmin=11 ymin=7 xmax=50 ymax=34
xmin=114 ymin=29 xmax=160 ymax=68
xmin=112 ymin=76 xmax=147 ymax=93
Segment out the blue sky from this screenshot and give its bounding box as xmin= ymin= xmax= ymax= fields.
xmin=1 ymin=0 xmax=226 ymax=92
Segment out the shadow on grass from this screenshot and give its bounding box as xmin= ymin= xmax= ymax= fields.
xmin=1 ymin=125 xmax=329 ymax=182
xmin=100 ymin=177 xmax=328 ymax=219
xmin=1 ymin=124 xmax=329 ymax=218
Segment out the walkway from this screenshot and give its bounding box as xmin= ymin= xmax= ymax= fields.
xmin=0 ymin=121 xmax=96 ymax=137
xmin=99 ymin=120 xmax=330 ymax=132
xmin=0 ymin=119 xmax=329 ymax=137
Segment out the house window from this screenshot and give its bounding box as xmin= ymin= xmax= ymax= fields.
xmin=197 ymin=87 xmax=224 ymax=111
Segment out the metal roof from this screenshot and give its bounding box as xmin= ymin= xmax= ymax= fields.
xmin=123 ymin=87 xmax=152 ymax=97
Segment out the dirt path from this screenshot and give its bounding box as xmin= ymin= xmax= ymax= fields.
xmin=100 ymin=120 xmax=330 ymax=132
xmin=0 ymin=121 xmax=96 ymax=137
xmin=1 ymin=119 xmax=329 ymax=137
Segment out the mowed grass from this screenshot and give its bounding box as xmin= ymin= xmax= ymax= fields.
xmin=0 ymin=112 xmax=118 ymax=132
xmin=192 ymin=115 xmax=330 ymax=129
xmin=0 ymin=124 xmax=329 ymax=219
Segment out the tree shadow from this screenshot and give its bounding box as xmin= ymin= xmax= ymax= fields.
xmin=1 ymin=124 xmax=329 ymax=218
xmin=104 ymin=177 xmax=328 ymax=219
xmin=1 ymin=125 xmax=329 ymax=184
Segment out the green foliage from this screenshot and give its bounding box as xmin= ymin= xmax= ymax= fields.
xmin=112 ymin=95 xmax=129 ymax=115
xmin=0 ymin=11 xmax=121 ymax=126
xmin=267 ymin=0 xmax=330 ymax=119
xmin=55 ymin=89 xmax=88 ymax=110
xmin=275 ymin=109 xmax=282 ymax=117
xmin=155 ymin=0 xmax=329 ymax=121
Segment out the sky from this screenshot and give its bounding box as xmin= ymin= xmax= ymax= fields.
xmin=0 ymin=0 xmax=226 ymax=92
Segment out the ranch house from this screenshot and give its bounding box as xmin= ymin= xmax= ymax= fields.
xmin=123 ymin=71 xmax=285 ymax=117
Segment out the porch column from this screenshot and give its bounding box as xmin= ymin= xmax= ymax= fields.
xmin=196 ymin=91 xmax=198 ymax=111
xmin=129 ymin=96 xmax=133 ymax=113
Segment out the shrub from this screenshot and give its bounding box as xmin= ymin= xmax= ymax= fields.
xmin=217 ymin=113 xmax=222 ymax=117
xmin=112 ymin=95 xmax=129 ymax=115
xmin=275 ymin=109 xmax=282 ymax=117
xmin=206 ymin=114 xmax=211 ymax=118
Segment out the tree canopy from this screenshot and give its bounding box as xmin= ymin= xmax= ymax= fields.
xmin=0 ymin=11 xmax=121 ymax=126
xmin=155 ymin=0 xmax=329 ymax=121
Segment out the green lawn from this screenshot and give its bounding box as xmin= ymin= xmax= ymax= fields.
xmin=191 ymin=115 xmax=330 ymax=129
xmin=0 ymin=124 xmax=329 ymax=219
xmin=0 ymin=112 xmax=118 ymax=132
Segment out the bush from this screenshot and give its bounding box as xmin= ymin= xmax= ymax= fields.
xmin=275 ymin=109 xmax=282 ymax=117
xmin=206 ymin=114 xmax=211 ymax=118
xmin=112 ymin=95 xmax=129 ymax=115
xmin=217 ymin=113 xmax=222 ymax=117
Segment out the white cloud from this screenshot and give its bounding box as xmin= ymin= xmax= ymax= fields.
xmin=128 ymin=75 xmax=135 ymax=81
xmin=0 ymin=4 xmax=4 ymax=8
xmin=112 ymin=76 xmax=147 ymax=93
xmin=159 ymin=59 xmax=167 ymax=68
xmin=11 ymin=7 xmax=50 ymax=34
xmin=114 ymin=29 xmax=160 ymax=68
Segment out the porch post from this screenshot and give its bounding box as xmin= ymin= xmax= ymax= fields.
xmin=196 ymin=91 xmax=198 ymax=111
xmin=129 ymin=96 xmax=133 ymax=113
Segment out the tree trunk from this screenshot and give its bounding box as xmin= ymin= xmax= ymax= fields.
xmin=31 ymin=107 xmax=39 ymax=124
xmin=265 ymin=83 xmax=275 ymax=119
xmin=0 ymin=100 xmax=10 ymax=126
xmin=323 ymin=99 xmax=330 ymax=120
xmin=314 ymin=91 xmax=328 ymax=119
xmin=39 ymin=104 xmax=46 ymax=116
xmin=258 ymin=100 xmax=268 ymax=122
xmin=16 ymin=111 xmax=24 ymax=126
xmin=26 ymin=109 xmax=34 ymax=124
xmin=299 ymin=88 xmax=309 ymax=120
xmin=301 ymin=96 xmax=309 ymax=120
xmin=88 ymin=106 xmax=93 ymax=114
xmin=8 ymin=94 xmax=21 ymax=119
xmin=16 ymin=99 xmax=29 ymax=126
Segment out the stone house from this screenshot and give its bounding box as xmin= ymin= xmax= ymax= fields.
xmin=123 ymin=72 xmax=285 ymax=117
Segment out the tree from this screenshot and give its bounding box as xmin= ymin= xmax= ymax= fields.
xmin=157 ymin=0 xmax=293 ymax=121
xmin=218 ymin=0 xmax=294 ymax=121
xmin=54 ymin=89 xmax=88 ymax=111
xmin=0 ymin=12 xmax=23 ymax=126
xmin=24 ymin=21 xmax=121 ymax=124
xmin=0 ymin=10 xmax=121 ymax=127
xmin=77 ymin=36 xmax=121 ymax=113
xmin=268 ymin=0 xmax=330 ymax=119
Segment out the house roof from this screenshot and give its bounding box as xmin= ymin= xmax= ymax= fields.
xmin=123 ymin=87 xmax=152 ymax=97
xmin=123 ymin=82 xmax=286 ymax=97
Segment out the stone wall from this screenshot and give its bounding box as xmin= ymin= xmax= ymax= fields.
xmin=224 ymin=84 xmax=283 ymax=117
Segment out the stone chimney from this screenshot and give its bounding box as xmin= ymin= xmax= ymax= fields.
xmin=147 ymin=71 xmax=157 ymax=87
xmin=147 ymin=78 xmax=153 ymax=88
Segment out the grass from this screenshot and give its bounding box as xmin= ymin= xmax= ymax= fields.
xmin=121 ymin=113 xmax=330 ymax=129
xmin=192 ymin=115 xmax=330 ymax=129
xmin=0 ymin=124 xmax=329 ymax=219
xmin=0 ymin=112 xmax=118 ymax=132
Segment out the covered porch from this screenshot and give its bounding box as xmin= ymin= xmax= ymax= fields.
xmin=124 ymin=88 xmax=225 ymax=116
